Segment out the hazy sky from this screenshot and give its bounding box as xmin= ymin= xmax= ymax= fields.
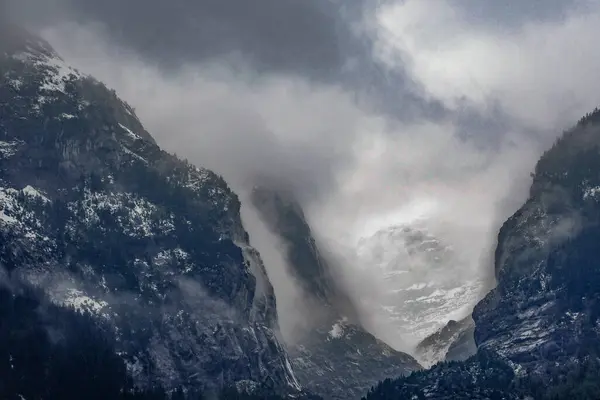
xmin=4 ymin=0 xmax=600 ymax=349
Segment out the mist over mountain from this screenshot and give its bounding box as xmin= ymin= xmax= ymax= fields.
xmin=354 ymin=223 xmax=484 ymax=355
xmin=3 ymin=0 xmax=600 ymax=399
xmin=364 ymin=107 xmax=600 ymax=400
xmin=23 ymin=8 xmax=548 ymax=351
xmin=250 ymin=186 xmax=419 ymax=399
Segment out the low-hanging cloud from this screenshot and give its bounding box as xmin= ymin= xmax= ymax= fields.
xmin=5 ymin=0 xmax=600 ymax=351
xmin=6 ymin=0 xmax=350 ymax=78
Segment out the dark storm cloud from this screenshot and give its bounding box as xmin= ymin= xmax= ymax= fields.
xmin=7 ymin=0 xmax=353 ymax=77
xmin=5 ymin=0 xmax=447 ymax=122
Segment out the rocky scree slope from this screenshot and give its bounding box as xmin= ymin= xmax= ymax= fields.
xmin=0 ymin=25 xmax=299 ymax=394
xmin=363 ymin=109 xmax=600 ymax=399
xmin=474 ymin=108 xmax=600 ymax=373
xmin=251 ymin=187 xmax=420 ymax=400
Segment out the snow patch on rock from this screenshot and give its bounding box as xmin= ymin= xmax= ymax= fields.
xmin=118 ymin=123 xmax=142 ymax=141
xmin=583 ymin=185 xmax=600 ymax=200
xmin=22 ymin=185 xmax=50 ymax=203
xmin=63 ymin=288 xmax=109 ymax=316
xmin=0 ymin=140 xmax=24 ymax=159
xmin=69 ymin=190 xmax=174 ymax=239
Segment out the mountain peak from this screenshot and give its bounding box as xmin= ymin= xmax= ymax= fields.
xmin=0 ymin=22 xmax=53 ymax=55
xmin=2 ymin=25 xmax=155 ymax=146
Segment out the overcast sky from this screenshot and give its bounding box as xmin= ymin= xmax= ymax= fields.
xmin=4 ymin=0 xmax=600 ymax=349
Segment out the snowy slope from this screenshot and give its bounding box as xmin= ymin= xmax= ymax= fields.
xmin=356 ymin=223 xmax=484 ymax=361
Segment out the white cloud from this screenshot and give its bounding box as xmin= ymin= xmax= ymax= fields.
xmin=375 ymin=0 xmax=600 ymax=131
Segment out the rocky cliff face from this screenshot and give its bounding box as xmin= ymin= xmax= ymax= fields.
xmin=415 ymin=316 xmax=476 ymax=366
xmin=0 ymin=24 xmax=299 ymax=394
xmin=473 ymin=110 xmax=600 ymax=373
xmin=250 ymin=187 xmax=357 ymax=319
xmin=251 ymin=187 xmax=420 ymax=399
xmin=363 ymin=110 xmax=600 ymax=399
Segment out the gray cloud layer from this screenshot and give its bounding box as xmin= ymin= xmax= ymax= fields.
xmin=7 ymin=0 xmax=357 ymax=78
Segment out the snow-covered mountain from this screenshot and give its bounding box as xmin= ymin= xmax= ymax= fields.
xmin=0 ymin=24 xmax=300 ymax=395
xmin=356 ymin=223 xmax=484 ymax=363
